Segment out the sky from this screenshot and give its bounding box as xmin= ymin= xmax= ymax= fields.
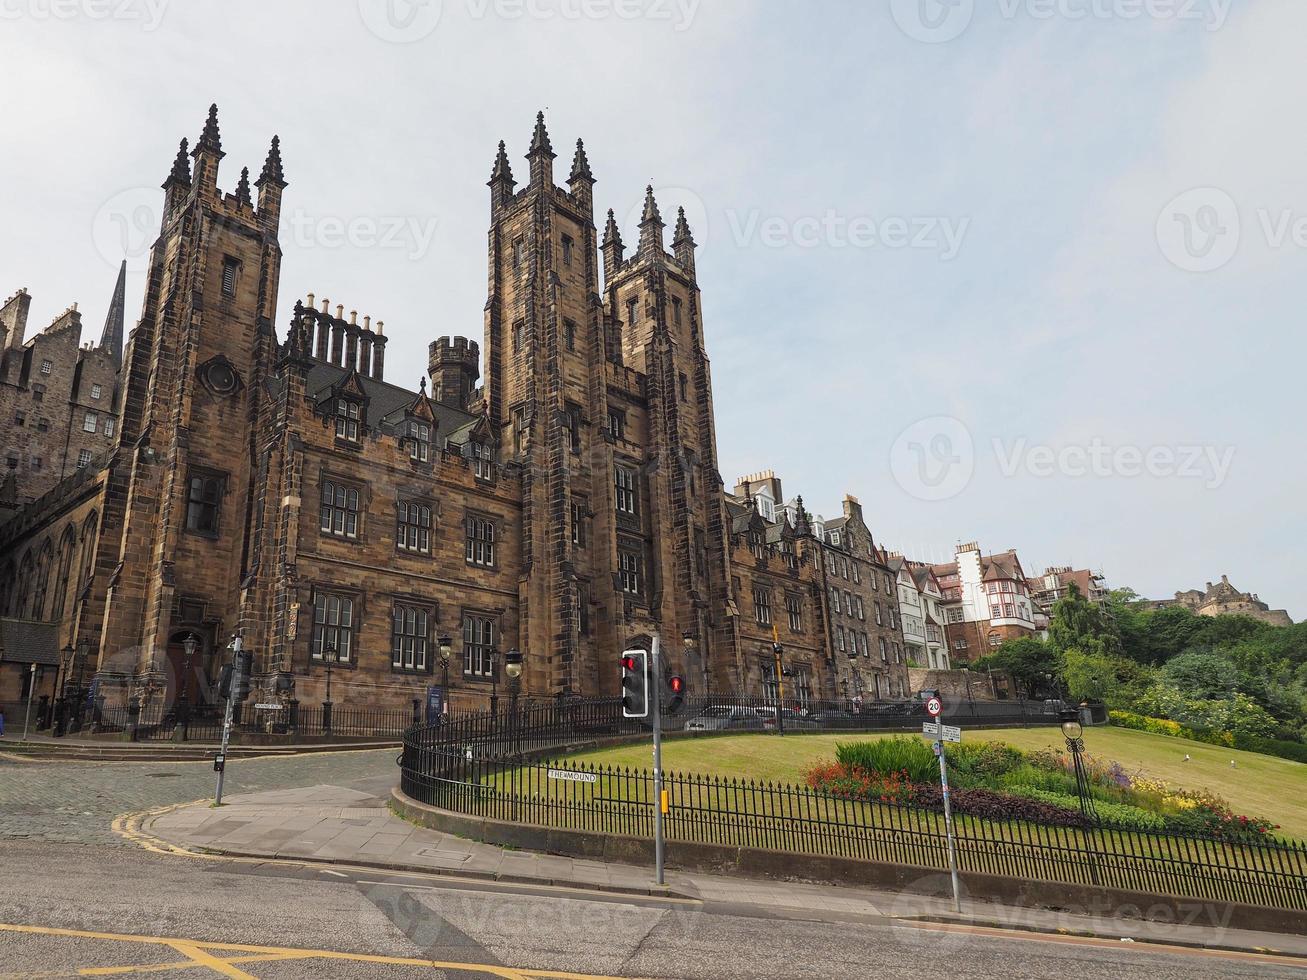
xmin=1 ymin=0 xmax=1301 ymax=621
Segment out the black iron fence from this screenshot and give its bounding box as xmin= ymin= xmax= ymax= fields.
xmin=399 ymin=696 xmax=1307 ymax=912
xmin=66 ymin=701 xmax=419 ymax=742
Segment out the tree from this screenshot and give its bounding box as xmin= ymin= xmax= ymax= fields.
xmin=1160 ymin=650 xmax=1241 ymax=701
xmin=1048 ymin=582 xmax=1120 ymax=658
xmin=973 ymin=636 xmax=1059 ymax=697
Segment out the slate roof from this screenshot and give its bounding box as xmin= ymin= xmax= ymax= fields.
xmin=0 ymin=618 xmax=60 ymax=666
xmin=303 ymin=359 xmax=480 ymax=438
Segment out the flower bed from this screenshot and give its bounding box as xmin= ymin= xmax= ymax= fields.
xmin=804 ymin=736 xmax=1281 ymax=844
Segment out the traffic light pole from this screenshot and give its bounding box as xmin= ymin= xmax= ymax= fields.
xmin=651 ymin=634 xmax=666 ymax=887
xmin=214 ymin=635 xmax=242 ymax=806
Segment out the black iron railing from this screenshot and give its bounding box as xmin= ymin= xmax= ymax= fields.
xmin=399 ymin=696 xmax=1307 ymax=912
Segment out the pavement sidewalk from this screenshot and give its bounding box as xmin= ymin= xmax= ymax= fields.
xmin=144 ymin=783 xmax=1307 ymax=959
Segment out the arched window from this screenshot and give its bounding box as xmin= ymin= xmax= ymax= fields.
xmin=51 ymin=527 xmax=76 ymax=621
xmin=78 ymin=513 xmax=99 ymax=594
xmin=30 ymin=543 xmax=53 ymax=621
xmin=0 ymin=561 xmax=14 ymax=616
xmin=15 ymin=550 xmax=35 ymax=619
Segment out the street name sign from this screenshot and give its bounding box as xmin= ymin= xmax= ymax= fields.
xmin=923 ymin=721 xmax=962 ymax=743
xmin=548 ymin=769 xmax=598 ymax=784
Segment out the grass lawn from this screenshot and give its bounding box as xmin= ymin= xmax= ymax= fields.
xmin=557 ymin=725 xmax=1307 ymax=840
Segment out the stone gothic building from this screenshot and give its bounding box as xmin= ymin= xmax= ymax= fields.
xmin=0 ymin=107 xmax=908 ymax=713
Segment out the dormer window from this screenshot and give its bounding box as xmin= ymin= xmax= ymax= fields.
xmin=406 ymin=420 xmax=431 ymax=462
xmin=470 ymin=441 xmax=493 ymax=480
xmin=749 ymin=530 xmax=766 ymax=562
xmin=335 ymin=398 xmax=361 ymax=443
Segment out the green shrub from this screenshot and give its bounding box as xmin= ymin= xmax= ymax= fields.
xmin=1231 ymin=733 xmax=1307 ymax=763
xmin=836 ymin=738 xmax=938 ymax=784
xmin=996 ymin=763 xmax=1079 ymax=797
xmin=949 ymin=741 xmax=1025 ymax=780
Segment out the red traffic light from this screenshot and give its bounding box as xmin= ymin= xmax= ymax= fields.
xmin=621 ymin=655 xmax=638 ymax=671
xmin=669 ymin=675 xmax=685 ymax=694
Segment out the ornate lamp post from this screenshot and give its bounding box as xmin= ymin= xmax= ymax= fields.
xmin=771 ymin=639 xmax=787 ymax=737
xmin=1060 ymin=706 xmax=1098 ymax=823
xmin=179 ymin=633 xmax=199 ymax=735
xmin=322 ymin=644 xmax=337 ymax=735
xmin=505 ymin=648 xmax=524 ymax=754
xmin=54 ymin=644 xmax=74 ymax=737
xmin=438 ymin=633 xmax=452 ymax=689
xmin=488 ymin=648 xmax=500 ymax=719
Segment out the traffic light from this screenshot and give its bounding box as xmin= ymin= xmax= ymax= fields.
xmin=665 ymin=673 xmax=687 ymax=714
xmin=621 ymin=649 xmax=649 ymax=718
xmin=232 ymin=649 xmax=254 ymax=702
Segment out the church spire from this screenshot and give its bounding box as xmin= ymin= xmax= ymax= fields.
xmin=526 ymin=110 xmax=556 ymax=187
xmin=672 ymin=205 xmax=697 ymax=272
xmin=639 ymin=185 xmax=665 ymax=254
xmin=489 ymin=139 xmax=516 ymax=210
xmin=234 ymin=166 xmax=252 ymax=207
xmin=568 ymin=138 xmax=593 ymax=184
xmin=257 ymin=135 xmax=286 ymax=188
xmin=255 ymin=135 xmax=287 ymax=230
xmin=601 ymin=207 xmax=625 ymax=277
xmin=99 ymin=259 xmax=127 ymax=367
xmin=190 ymin=103 xmax=224 ymax=196
xmin=163 ymin=138 xmax=191 ymax=190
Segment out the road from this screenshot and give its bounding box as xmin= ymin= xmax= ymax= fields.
xmin=1 ymin=753 xmax=1303 ymax=978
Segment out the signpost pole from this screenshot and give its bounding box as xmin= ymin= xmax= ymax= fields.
xmin=214 ymin=636 xmax=241 ymax=806
xmin=652 ymin=634 xmax=666 ymax=887
xmin=923 ymin=695 xmax=962 ymax=914
xmin=22 ymin=664 xmax=36 ymax=740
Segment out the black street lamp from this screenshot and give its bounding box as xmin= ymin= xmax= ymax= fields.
xmin=1060 ymin=706 xmax=1098 ymax=823
xmin=179 ymin=633 xmax=199 ymax=734
xmin=54 ymin=644 xmax=74 ymax=737
xmin=489 ymin=648 xmax=500 ymax=719
xmin=771 ymin=641 xmax=787 ymax=737
xmin=505 ymin=648 xmax=524 ymax=754
xmin=438 ymin=633 xmax=452 ymax=689
xmin=321 ymin=645 xmax=337 ymax=735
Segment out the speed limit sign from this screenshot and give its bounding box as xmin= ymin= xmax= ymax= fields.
xmin=926 ymin=696 xmax=942 ymax=718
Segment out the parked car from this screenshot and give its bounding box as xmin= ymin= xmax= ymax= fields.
xmin=805 ymin=708 xmax=856 ymax=727
xmin=754 ymin=706 xmax=819 ymax=731
xmin=685 ymin=705 xmax=767 ymax=732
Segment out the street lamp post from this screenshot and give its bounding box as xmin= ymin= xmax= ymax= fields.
xmin=179 ymin=633 xmax=199 ymax=737
xmin=771 ymin=638 xmax=786 ymax=737
xmin=1060 ymin=707 xmax=1098 ymax=823
xmin=54 ymin=644 xmax=74 ymax=737
xmin=438 ymin=633 xmax=452 ymax=690
xmin=322 ymin=645 xmax=337 ymax=735
xmin=505 ymin=649 xmax=523 ymax=755
xmin=489 ymin=648 xmax=500 ymax=720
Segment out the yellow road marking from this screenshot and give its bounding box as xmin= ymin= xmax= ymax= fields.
xmin=0 ymin=923 xmax=643 ymax=979
xmin=79 ymin=952 xmax=307 ymax=976
xmin=165 ymin=943 xmax=257 ymax=980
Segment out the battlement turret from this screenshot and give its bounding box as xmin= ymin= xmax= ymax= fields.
xmin=429 ymin=336 xmax=480 ymax=411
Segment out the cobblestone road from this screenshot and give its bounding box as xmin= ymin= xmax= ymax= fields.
xmin=0 ymin=749 xmax=397 ymax=845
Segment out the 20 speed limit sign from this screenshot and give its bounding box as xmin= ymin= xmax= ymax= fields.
xmin=926 ymin=696 xmax=942 ymax=718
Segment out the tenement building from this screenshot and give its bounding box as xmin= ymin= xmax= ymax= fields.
xmin=0 ymin=107 xmax=912 ymax=716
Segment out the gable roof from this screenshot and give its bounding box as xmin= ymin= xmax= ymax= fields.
xmin=304 ymin=359 xmax=479 ymax=437
xmin=0 ymin=618 xmax=60 ymax=666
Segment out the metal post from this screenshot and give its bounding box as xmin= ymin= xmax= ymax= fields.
xmin=214 ymin=636 xmax=241 ymax=806
xmin=22 ymin=664 xmax=36 ymax=740
xmin=936 ymin=738 xmax=962 ymax=913
xmin=652 ymin=634 xmax=666 ymax=887
xmin=772 ymin=625 xmax=785 ymax=737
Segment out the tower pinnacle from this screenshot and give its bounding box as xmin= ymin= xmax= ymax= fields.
xmin=526 ymin=111 xmax=556 ymax=187
xmin=639 ymin=185 xmax=665 ymax=253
